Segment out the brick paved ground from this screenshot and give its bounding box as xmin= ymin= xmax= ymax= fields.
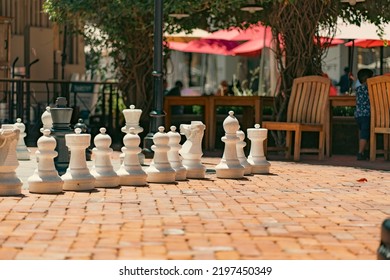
xmin=0 ymin=151 xmax=389 ymax=260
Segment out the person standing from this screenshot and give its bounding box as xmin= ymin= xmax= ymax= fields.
xmin=338 ymin=66 xmax=354 ymax=94
xmin=354 ymin=68 xmax=374 ymax=160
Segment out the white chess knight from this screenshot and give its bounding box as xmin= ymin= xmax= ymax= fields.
xmin=236 ymin=129 xmax=252 ymax=175
xmin=61 ymin=128 xmax=95 ymax=191
xmin=91 ymin=128 xmax=120 ymax=188
xmin=247 ymin=124 xmax=270 ymax=174
xmin=0 ymin=124 xmax=23 ymax=196
xmin=14 ymin=118 xmax=31 ymax=160
xmin=40 ymin=106 xmax=53 ymax=133
xmin=121 ymin=104 xmax=144 ymax=165
xmin=28 ymin=129 xmax=63 ymax=194
xmin=179 ymin=121 xmax=206 ymax=179
xmin=146 ymin=126 xmax=176 ymax=183
xmin=215 ymin=111 xmax=245 ymax=179
xmin=116 ymin=127 xmax=147 ymax=186
xmin=167 ymin=126 xmax=187 ymax=181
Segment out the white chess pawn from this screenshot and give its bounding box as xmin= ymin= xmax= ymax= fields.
xmin=215 ymin=111 xmax=245 ymax=179
xmin=236 ymin=130 xmax=252 ymax=175
xmin=41 ymin=106 xmax=53 ymax=133
xmin=167 ymin=126 xmax=187 ymax=181
xmin=28 ymin=129 xmax=63 ymax=193
xmin=179 ymin=121 xmax=206 ymax=179
xmin=116 ymin=127 xmax=147 ymax=186
xmin=146 ymin=126 xmax=176 ymax=183
xmin=14 ymin=118 xmax=31 ymax=160
xmin=247 ymin=124 xmax=270 ymax=174
xmin=91 ymin=127 xmax=120 ymax=188
xmin=0 ymin=124 xmax=22 ymax=196
xmin=61 ymin=128 xmax=95 ymax=191
xmin=121 ymin=104 xmax=144 ymax=165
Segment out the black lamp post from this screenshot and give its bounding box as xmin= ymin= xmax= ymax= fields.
xmin=143 ymin=0 xmax=165 ymax=156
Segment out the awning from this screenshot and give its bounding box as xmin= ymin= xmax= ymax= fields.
xmin=333 ymin=19 xmax=390 ymax=40
xmin=345 ymin=39 xmax=389 ymax=48
xmin=167 ymin=39 xmax=240 ymax=56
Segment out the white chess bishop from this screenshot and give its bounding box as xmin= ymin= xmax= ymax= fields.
xmin=28 ymin=129 xmax=63 ymax=194
xmin=179 ymin=121 xmax=206 ymax=179
xmin=14 ymin=118 xmax=31 ymax=160
xmin=146 ymin=126 xmax=176 ymax=183
xmin=91 ymin=128 xmax=120 ymax=188
xmin=247 ymin=124 xmax=270 ymax=174
xmin=116 ymin=127 xmax=147 ymax=186
xmin=121 ymin=104 xmax=144 ymax=165
xmin=0 ymin=124 xmax=22 ymax=196
xmin=61 ymin=128 xmax=95 ymax=191
xmin=167 ymin=126 xmax=187 ymax=181
xmin=215 ymin=111 xmax=245 ymax=179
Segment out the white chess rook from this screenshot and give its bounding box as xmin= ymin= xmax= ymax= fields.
xmin=236 ymin=130 xmax=252 ymax=175
xmin=91 ymin=127 xmax=120 ymax=188
xmin=167 ymin=126 xmax=187 ymax=181
xmin=247 ymin=124 xmax=270 ymax=174
xmin=215 ymin=111 xmax=245 ymax=179
xmin=121 ymin=104 xmax=145 ymax=165
xmin=14 ymin=118 xmax=31 ymax=160
xmin=61 ymin=128 xmax=95 ymax=191
xmin=0 ymin=124 xmax=22 ymax=196
xmin=146 ymin=126 xmax=176 ymax=183
xmin=116 ymin=127 xmax=147 ymax=186
xmin=179 ymin=121 xmax=206 ymax=179
xmin=28 ymin=129 xmax=63 ymax=193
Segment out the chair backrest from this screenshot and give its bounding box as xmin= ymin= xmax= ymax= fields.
xmin=287 ymin=75 xmax=331 ymax=124
xmin=367 ymin=75 xmax=390 ymax=129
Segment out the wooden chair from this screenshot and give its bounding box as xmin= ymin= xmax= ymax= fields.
xmin=262 ymin=75 xmax=331 ymax=161
xmin=366 ymin=75 xmax=390 ymax=161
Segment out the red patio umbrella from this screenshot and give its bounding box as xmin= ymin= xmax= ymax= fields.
xmin=344 ymin=39 xmax=388 ymax=48
xmin=167 ymin=39 xmax=239 ymax=55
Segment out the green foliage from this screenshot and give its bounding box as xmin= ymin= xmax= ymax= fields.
xmin=43 ymin=0 xmax=390 ymax=125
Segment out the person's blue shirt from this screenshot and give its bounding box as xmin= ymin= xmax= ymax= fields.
xmin=354 ymin=84 xmax=370 ymax=118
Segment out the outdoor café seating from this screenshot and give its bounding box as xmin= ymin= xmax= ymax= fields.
xmin=262 ymin=75 xmax=331 ymax=161
xmin=367 ymin=75 xmax=390 ymax=161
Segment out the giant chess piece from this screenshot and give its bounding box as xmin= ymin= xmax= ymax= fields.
xmin=116 ymin=127 xmax=147 ymax=186
xmin=74 ymin=118 xmax=92 ymax=161
xmin=51 ymin=97 xmax=73 ymax=175
xmin=0 ymin=124 xmax=22 ymax=196
xmin=91 ymin=127 xmax=120 ymax=188
xmin=14 ymin=118 xmax=31 ymax=160
xmin=215 ymin=111 xmax=245 ymax=179
xmin=179 ymin=121 xmax=206 ymax=179
xmin=146 ymin=126 xmax=176 ymax=183
xmin=236 ymin=129 xmax=252 ymax=175
xmin=247 ymin=124 xmax=270 ymax=174
xmin=28 ymin=129 xmax=63 ymax=194
xmin=121 ymin=104 xmax=144 ymax=164
xmin=167 ymin=126 xmax=187 ymax=181
xmin=61 ymin=128 xmax=95 ymax=191
xmin=40 ymin=106 xmax=53 ymax=133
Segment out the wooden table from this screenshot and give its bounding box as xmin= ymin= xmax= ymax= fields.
xmin=164 ymin=95 xmax=274 ymax=150
xmin=328 ymin=95 xmax=356 ymax=156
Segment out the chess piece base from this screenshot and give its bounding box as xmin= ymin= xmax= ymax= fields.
xmin=174 ymin=167 xmax=187 ymax=181
xmin=61 ymin=172 xmax=95 ymax=191
xmin=28 ymin=170 xmax=63 ymax=193
xmin=0 ymin=181 xmax=22 ymax=196
xmin=215 ymin=162 xmax=245 ymax=179
xmin=117 ymin=168 xmax=147 ymax=186
xmin=92 ymin=172 xmax=120 ymax=188
xmin=248 ymin=158 xmax=270 ymax=174
xmin=185 ymin=167 xmax=206 ymax=179
xmin=146 ymin=166 xmax=176 ymax=183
